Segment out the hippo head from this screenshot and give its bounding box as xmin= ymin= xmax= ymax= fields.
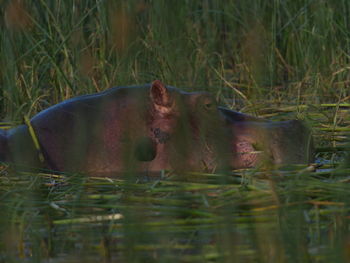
xmin=135 ymin=80 xmax=231 ymax=173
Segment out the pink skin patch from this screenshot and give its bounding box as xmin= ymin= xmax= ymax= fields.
xmin=234 ymin=140 xmax=260 ymax=168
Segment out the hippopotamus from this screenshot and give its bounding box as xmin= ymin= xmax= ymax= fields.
xmin=0 ymin=80 xmax=313 ymax=175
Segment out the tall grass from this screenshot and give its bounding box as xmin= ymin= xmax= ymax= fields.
xmin=1 ymin=0 xmax=350 ymax=262
xmin=1 ymin=0 xmax=350 ymax=120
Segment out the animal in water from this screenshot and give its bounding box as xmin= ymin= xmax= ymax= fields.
xmin=0 ymin=80 xmax=313 ymax=175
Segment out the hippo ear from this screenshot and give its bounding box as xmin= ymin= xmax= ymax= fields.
xmin=150 ymin=80 xmax=171 ymax=108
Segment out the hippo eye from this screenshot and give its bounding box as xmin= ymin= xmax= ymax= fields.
xmin=203 ymin=102 xmax=215 ymax=111
xmin=205 ymin=103 xmax=212 ymax=109
xmin=198 ymin=95 xmax=216 ymax=112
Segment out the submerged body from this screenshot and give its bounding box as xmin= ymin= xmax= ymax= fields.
xmin=0 ymin=81 xmax=314 ymax=175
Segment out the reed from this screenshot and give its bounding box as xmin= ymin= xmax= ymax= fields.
xmin=1 ymin=0 xmax=350 ymax=120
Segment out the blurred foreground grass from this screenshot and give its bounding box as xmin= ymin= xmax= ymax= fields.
xmin=1 ymin=0 xmax=350 ymax=262
xmin=1 ymin=158 xmax=350 ymax=262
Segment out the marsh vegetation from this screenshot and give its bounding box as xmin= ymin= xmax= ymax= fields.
xmin=1 ymin=0 xmax=350 ymax=262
